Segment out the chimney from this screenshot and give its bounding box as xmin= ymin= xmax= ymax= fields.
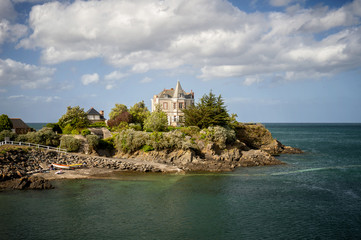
xmin=100 ymin=110 xmax=104 ymax=116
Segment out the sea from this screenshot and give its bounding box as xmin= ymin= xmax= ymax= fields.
xmin=1 ymin=123 xmax=360 ymax=240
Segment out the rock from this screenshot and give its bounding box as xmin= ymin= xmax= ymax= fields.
xmin=0 ymin=176 xmax=53 ymax=190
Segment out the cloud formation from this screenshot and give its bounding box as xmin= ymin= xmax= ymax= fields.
xmin=18 ymin=0 xmax=361 ymax=85
xmin=81 ymin=73 xmax=99 ymax=85
xmin=0 ymin=58 xmax=55 ymax=89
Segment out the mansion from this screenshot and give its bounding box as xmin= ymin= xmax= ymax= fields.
xmin=151 ymin=81 xmax=194 ymax=126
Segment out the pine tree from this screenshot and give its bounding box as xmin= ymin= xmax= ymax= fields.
xmin=183 ymin=91 xmax=230 ymax=129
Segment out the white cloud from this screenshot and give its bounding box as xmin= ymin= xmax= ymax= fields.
xmin=8 ymin=94 xmax=60 ymax=103
xmin=0 ymin=58 xmax=55 ymax=89
xmin=104 ymin=71 xmax=125 ymax=81
xmin=81 ymin=73 xmax=99 ymax=85
xmin=140 ymin=77 xmax=153 ymax=83
xmin=0 ymin=19 xmax=28 ymax=45
xmin=18 ymin=0 xmax=361 ymax=85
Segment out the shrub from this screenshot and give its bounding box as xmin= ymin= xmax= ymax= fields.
xmin=98 ymin=138 xmax=115 ymax=151
xmin=0 ymin=114 xmax=13 ymax=132
xmin=60 ymin=136 xmax=81 ymax=152
xmin=115 ymin=129 xmax=149 ymax=153
xmin=62 ymin=124 xmax=73 ymax=134
xmin=46 ymin=123 xmax=62 ymax=134
xmin=88 ymin=122 xmax=107 ymax=128
xmin=71 ymin=129 xmax=80 ymax=135
xmin=13 ymin=128 xmax=60 ymax=147
xmin=129 ymin=123 xmax=142 ymax=131
xmin=107 ymin=111 xmax=132 ymax=128
xmin=200 ymin=126 xmax=236 ymax=149
xmin=143 ymin=104 xmax=168 ymax=132
xmin=142 ymin=145 xmax=154 ymax=152
xmin=86 ymin=135 xmax=100 ymax=152
xmin=81 ymin=129 xmax=91 ymax=136
xmin=0 ymin=130 xmax=17 ymax=141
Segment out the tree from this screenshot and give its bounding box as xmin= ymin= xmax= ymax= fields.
xmin=129 ymin=101 xmax=150 ymax=127
xmin=58 ymin=106 xmax=90 ymax=130
xmin=0 ymin=114 xmax=13 ymax=132
xmin=109 ymin=104 xmax=128 ymax=120
xmin=107 ymin=111 xmax=133 ymax=128
xmin=183 ymin=91 xmax=230 ymax=129
xmin=144 ymin=104 xmax=168 ymax=132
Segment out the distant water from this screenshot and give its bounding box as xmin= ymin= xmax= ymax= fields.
xmin=26 ymin=122 xmax=48 ymax=131
xmin=1 ymin=124 xmax=361 ymax=240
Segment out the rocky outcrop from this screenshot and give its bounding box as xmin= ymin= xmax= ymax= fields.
xmin=260 ymin=139 xmax=303 ymax=155
xmin=0 ymin=176 xmax=53 ymax=190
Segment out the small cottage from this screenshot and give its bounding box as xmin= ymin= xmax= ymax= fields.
xmin=86 ymin=108 xmax=106 ymax=123
xmin=10 ymin=118 xmax=31 ymax=134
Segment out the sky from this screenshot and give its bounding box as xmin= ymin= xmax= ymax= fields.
xmin=0 ymin=0 xmax=360 ymax=123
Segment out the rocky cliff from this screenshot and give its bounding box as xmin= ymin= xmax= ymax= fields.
xmin=116 ymin=123 xmax=302 ymax=172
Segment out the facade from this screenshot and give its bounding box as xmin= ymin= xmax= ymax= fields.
xmin=10 ymin=118 xmax=31 ymax=134
xmin=151 ymin=81 xmax=194 ymax=126
xmin=86 ymin=108 xmax=106 ymax=123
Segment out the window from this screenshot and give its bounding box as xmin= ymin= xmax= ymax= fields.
xmin=163 ymin=102 xmax=168 ymax=110
xmin=173 ymin=116 xmax=177 ymax=122
xmin=179 ymin=103 xmax=183 ymax=109
xmin=173 ymin=103 xmax=177 ymax=109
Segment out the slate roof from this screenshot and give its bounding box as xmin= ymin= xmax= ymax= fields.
xmin=156 ymin=81 xmax=193 ymax=99
xmin=86 ymin=107 xmax=101 ymax=115
xmin=86 ymin=107 xmax=105 ymax=120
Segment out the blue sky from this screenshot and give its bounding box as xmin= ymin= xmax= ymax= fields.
xmin=0 ymin=0 xmax=360 ymax=123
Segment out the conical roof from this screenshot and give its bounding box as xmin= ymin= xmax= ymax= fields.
xmin=173 ymin=80 xmax=186 ymax=98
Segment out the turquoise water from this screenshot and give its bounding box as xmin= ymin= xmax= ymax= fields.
xmin=1 ymin=124 xmax=361 ymax=239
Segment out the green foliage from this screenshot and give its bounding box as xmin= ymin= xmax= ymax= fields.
xmin=98 ymin=137 xmax=115 ymax=151
xmin=109 ymin=104 xmax=128 ymax=120
xmin=0 ymin=114 xmax=13 ymax=132
xmin=88 ymin=122 xmax=107 ymax=128
xmin=142 ymin=145 xmax=154 ymax=152
xmin=0 ymin=130 xmax=17 ymax=141
xmin=45 ymin=123 xmax=62 ymax=134
xmin=115 ymin=129 xmax=149 ymax=153
xmin=86 ymin=135 xmax=100 ymax=152
xmin=60 ymin=136 xmax=81 ymax=152
xmin=15 ymin=127 xmax=60 ymax=147
xmin=129 ymin=101 xmax=150 ymax=128
xmin=129 ymin=123 xmax=142 ymax=131
xmin=71 ymin=129 xmax=80 ymax=135
xmin=183 ymin=91 xmax=231 ymax=129
xmin=114 ymin=129 xmax=197 ymax=153
xmin=179 ymin=126 xmax=200 ymax=136
xmin=200 ymin=126 xmax=236 ymax=149
xmin=62 ymin=124 xmax=73 ymax=134
xmin=144 ymin=104 xmax=168 ymax=132
xmin=58 ymin=106 xmax=90 ymax=131
xmin=81 ymin=129 xmax=91 ymax=136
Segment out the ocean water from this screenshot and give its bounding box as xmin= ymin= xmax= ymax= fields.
xmin=26 ymin=123 xmax=48 ymax=131
xmin=1 ymin=124 xmax=361 ymax=240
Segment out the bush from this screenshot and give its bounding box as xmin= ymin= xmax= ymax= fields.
xmin=88 ymin=122 xmax=107 ymax=128
xmin=142 ymin=145 xmax=154 ymax=152
xmin=200 ymin=126 xmax=236 ymax=149
xmin=71 ymin=129 xmax=80 ymax=135
xmin=86 ymin=135 xmax=100 ymax=152
xmin=81 ymin=129 xmax=91 ymax=136
xmin=129 ymin=123 xmax=142 ymax=131
xmin=115 ymin=129 xmax=149 ymax=153
xmin=62 ymin=124 xmax=73 ymax=134
xmin=13 ymin=128 xmax=60 ymax=147
xmin=46 ymin=123 xmax=62 ymax=134
xmin=60 ymin=136 xmax=81 ymax=152
xmin=0 ymin=130 xmax=17 ymax=141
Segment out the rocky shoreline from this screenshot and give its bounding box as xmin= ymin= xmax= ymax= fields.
xmin=0 ymin=124 xmax=302 ymax=190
